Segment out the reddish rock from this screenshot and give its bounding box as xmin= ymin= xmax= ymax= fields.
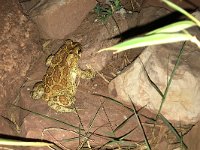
xmin=68 ymin=12 xmax=132 ymax=71
xmin=20 ymin=94 xmax=150 ymax=149
xmin=0 ymin=0 xmax=41 ymax=120
xmin=0 ymin=116 xmax=17 ymax=135
xmin=121 ymin=0 xmax=143 ymax=11
xmin=184 ymin=121 xmax=200 ymax=149
xmin=1 ymin=0 xmax=197 ymax=148
xmin=24 ymin=0 xmax=97 ymax=39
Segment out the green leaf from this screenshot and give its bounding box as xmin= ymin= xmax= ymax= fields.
xmin=146 ymin=20 xmax=196 ymax=35
xmin=0 ymin=138 xmax=53 ymax=147
xmin=159 ymin=114 xmax=188 ymax=149
xmin=162 ymin=0 xmax=200 ymax=27
xmin=99 ymin=33 xmax=193 ymax=53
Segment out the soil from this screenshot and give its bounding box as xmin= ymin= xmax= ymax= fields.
xmin=1 ymin=0 xmax=200 ymax=150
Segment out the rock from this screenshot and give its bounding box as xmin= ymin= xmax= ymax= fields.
xmin=69 ymin=7 xmax=139 ymax=71
xmin=120 ymin=0 xmax=143 ymax=11
xmin=109 ymin=41 xmax=200 ymax=124
xmin=64 ymin=11 xmax=132 ymax=71
xmin=107 ymin=8 xmax=200 ymax=124
xmin=22 ymin=0 xmax=97 ymax=39
xmin=74 ymin=7 xmax=170 ymax=77
xmin=20 ymin=95 xmax=147 ymax=149
xmin=0 ymin=0 xmax=40 ymax=115
xmin=0 ymin=116 xmax=17 ymax=135
xmin=139 ymin=7 xmax=170 ymax=25
xmin=184 ymin=121 xmax=200 ymax=149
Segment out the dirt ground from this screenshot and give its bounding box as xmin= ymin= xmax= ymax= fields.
xmin=1 ymin=0 xmax=200 ymax=150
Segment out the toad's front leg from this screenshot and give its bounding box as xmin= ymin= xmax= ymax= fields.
xmin=31 ymin=81 xmax=44 ymax=100
xmin=78 ymin=67 xmax=96 ymax=79
xmin=47 ymin=95 xmax=76 ymax=113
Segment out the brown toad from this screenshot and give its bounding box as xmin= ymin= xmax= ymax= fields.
xmin=31 ymin=39 xmax=95 ymax=112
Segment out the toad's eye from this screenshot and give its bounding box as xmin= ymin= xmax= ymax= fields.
xmin=77 ymin=47 xmax=82 ymax=54
xmin=69 ymin=46 xmax=81 ymax=55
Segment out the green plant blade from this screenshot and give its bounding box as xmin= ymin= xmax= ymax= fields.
xmin=99 ymin=33 xmax=193 ymax=53
xmin=146 ymin=20 xmax=196 ymax=35
xmin=0 ymin=138 xmax=53 ymax=147
xmin=159 ymin=114 xmax=188 ymax=149
xmin=129 ymin=97 xmax=151 ymax=150
xmin=162 ymin=0 xmax=200 ymax=27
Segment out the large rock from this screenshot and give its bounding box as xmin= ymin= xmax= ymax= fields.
xmin=21 ymin=0 xmax=97 ymax=39
xmin=109 ymin=42 xmax=200 ymax=124
xmin=108 ymin=9 xmax=200 ymax=124
xmin=0 ymin=0 xmax=40 ymax=122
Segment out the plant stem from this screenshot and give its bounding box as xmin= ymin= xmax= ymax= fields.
xmin=157 ymin=42 xmax=186 ymax=119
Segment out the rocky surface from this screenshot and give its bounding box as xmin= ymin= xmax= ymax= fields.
xmin=1 ymin=0 xmax=199 ymax=149
xmin=108 ymin=8 xmax=200 ymax=125
xmin=21 ymin=0 xmax=97 ymax=39
xmin=0 ymin=0 xmax=41 ymax=129
xmin=68 ymin=12 xmax=132 ymax=72
xmin=184 ymin=121 xmax=200 ymax=150
xmin=19 ymin=9 xmax=145 ymax=149
xmin=108 ymin=39 xmax=200 ymax=124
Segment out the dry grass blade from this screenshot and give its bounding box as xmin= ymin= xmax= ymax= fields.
xmin=93 ymin=93 xmax=134 ymax=113
xmin=13 ymin=105 xmax=83 ymax=131
xmin=158 ymin=114 xmax=187 ymax=149
xmin=128 ymin=96 xmax=151 ymax=150
xmin=94 ymin=94 xmax=151 ymax=149
xmin=113 ymin=113 xmax=135 ymax=133
xmin=139 ymin=58 xmax=164 ymax=98
xmin=157 ymin=42 xmax=186 ymax=118
xmin=100 ymin=128 xmax=138 ymax=149
xmin=78 ymin=101 xmax=105 ymax=149
xmin=113 ymin=105 xmax=146 ymax=133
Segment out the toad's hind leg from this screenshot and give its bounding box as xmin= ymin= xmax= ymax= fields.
xmin=47 ymin=95 xmax=75 ymax=113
